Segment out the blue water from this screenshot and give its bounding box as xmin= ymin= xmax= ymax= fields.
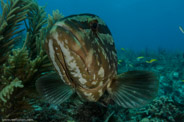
xmin=39 ymin=0 xmax=184 ymax=51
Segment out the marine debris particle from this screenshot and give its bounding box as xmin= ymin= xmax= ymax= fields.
xmin=179 ymin=26 xmax=184 ymax=34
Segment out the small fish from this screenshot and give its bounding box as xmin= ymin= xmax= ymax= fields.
xmin=137 ymin=56 xmax=144 ymax=61
xmin=137 ymin=56 xmax=144 ymax=60
xmin=179 ymin=26 xmax=184 ymax=34
xmin=36 ymin=14 xmax=159 ymax=108
xmin=146 ymin=59 xmax=157 ymax=63
xmin=121 ymin=48 xmax=126 ymax=51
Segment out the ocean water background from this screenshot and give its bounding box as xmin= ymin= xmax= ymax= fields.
xmin=37 ymin=0 xmax=184 ymax=52
xmin=1 ymin=0 xmax=183 ymax=51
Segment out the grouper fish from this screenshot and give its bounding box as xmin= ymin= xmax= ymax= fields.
xmin=36 ymin=14 xmax=159 ymax=108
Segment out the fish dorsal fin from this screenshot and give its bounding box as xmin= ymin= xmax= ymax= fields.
xmin=36 ymin=72 xmax=74 ymax=105
xmin=107 ymin=71 xmax=159 ymax=108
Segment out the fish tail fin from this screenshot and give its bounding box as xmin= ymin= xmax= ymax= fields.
xmin=36 ymin=73 xmax=74 ymax=104
xmin=107 ymin=71 xmax=159 ymax=108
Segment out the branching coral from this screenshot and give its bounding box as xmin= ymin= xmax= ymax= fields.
xmin=47 ymin=9 xmax=64 ymax=29
xmin=0 ymin=78 xmax=23 ymax=103
xmin=24 ymin=3 xmax=63 ymax=60
xmin=25 ymin=2 xmax=47 ymax=59
xmin=0 ymin=0 xmax=57 ymax=119
xmin=0 ymin=0 xmax=32 ymax=65
xmin=0 ymin=46 xmax=38 ymax=118
xmin=1 ymin=46 xmax=50 ymax=85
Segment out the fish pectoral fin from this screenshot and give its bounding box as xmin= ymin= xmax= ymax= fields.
xmin=36 ymin=72 xmax=74 ymax=105
xmin=108 ymin=71 xmax=159 ymax=108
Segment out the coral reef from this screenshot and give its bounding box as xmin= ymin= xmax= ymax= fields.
xmin=134 ymin=96 xmax=182 ymax=122
xmin=116 ymin=49 xmax=184 ymax=121
xmin=20 ymin=49 xmax=184 ymax=122
xmin=0 ymin=0 xmax=183 ymax=121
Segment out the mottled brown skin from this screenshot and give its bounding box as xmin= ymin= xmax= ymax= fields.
xmin=45 ymin=14 xmax=118 ymax=101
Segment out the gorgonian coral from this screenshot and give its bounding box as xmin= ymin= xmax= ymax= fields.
xmin=0 ymin=0 xmax=56 ymax=118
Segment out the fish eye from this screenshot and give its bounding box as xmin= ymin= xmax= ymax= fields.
xmin=92 ymin=22 xmax=97 ymax=29
xmin=90 ymin=20 xmax=98 ymax=32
